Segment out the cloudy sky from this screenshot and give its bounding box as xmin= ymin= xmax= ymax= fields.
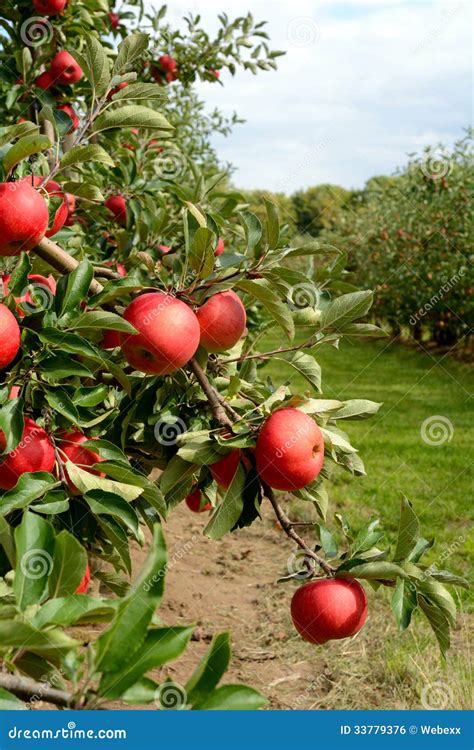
xmin=155 ymin=0 xmax=471 ymax=193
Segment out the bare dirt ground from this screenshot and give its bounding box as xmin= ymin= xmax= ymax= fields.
xmin=130 ymin=503 xmax=471 ymax=711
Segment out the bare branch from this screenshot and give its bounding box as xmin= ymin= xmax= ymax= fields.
xmin=33 ymin=237 xmax=104 ymax=295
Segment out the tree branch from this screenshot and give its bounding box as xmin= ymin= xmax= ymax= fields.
xmin=188 ymin=358 xmax=234 ymax=429
xmin=33 ymin=237 xmax=104 ymax=295
xmin=0 ymin=673 xmax=74 ymax=709
xmin=262 ymin=482 xmax=335 ymax=576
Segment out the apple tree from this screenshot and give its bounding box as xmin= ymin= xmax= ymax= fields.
xmin=0 ymin=0 xmax=468 ymax=709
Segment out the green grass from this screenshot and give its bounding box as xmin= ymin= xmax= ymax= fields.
xmin=263 ymin=335 xmax=473 ymax=577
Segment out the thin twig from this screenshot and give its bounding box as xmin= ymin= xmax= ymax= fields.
xmin=188 ymin=358 xmax=233 ymax=429
xmin=262 ymin=482 xmax=335 ymax=576
xmin=0 ymin=673 xmax=74 ymax=709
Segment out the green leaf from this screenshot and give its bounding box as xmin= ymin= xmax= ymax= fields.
xmin=391 ymin=578 xmax=418 ymax=631
xmin=276 ymin=351 xmax=321 ymax=392
xmin=113 ymin=33 xmax=150 ymax=75
xmin=100 ymin=463 xmax=167 ymax=518
xmin=33 ymin=595 xmax=116 ymax=629
xmin=186 ymin=633 xmax=231 ymax=705
xmin=334 ymin=400 xmax=382 ymax=420
xmin=68 ymin=34 xmax=110 ymax=97
xmin=0 ymin=688 xmax=27 ymax=710
xmin=39 ymin=356 xmax=93 ymax=380
xmin=320 ymin=291 xmax=373 ymax=332
xmin=60 ymin=144 xmax=114 ymax=169
xmin=94 ymin=525 xmax=167 ymax=672
xmin=121 ymin=677 xmax=158 ymax=705
xmin=193 ymin=684 xmax=267 ymax=710
xmin=13 ymin=512 xmax=55 ymax=610
xmin=64 ymin=462 xmax=143 ymax=502
xmin=161 ymin=456 xmax=196 ymax=507
xmin=239 ymin=211 xmax=262 ymax=252
xmin=0 ymin=122 xmax=39 ymax=149
xmin=70 ymin=310 xmax=137 ymax=333
xmin=204 ymin=465 xmax=246 ymax=540
xmin=336 ymin=560 xmax=407 ymax=580
xmin=427 ymin=570 xmax=470 ymax=589
xmin=0 ymin=473 xmax=57 ymax=515
xmin=285 ymin=241 xmax=342 ymax=259
xmin=189 ymin=227 xmax=215 ymax=278
xmin=48 ymin=530 xmax=87 ymax=598
xmin=72 ymin=385 xmax=109 ymax=407
xmin=93 ymin=106 xmax=173 ymax=134
xmin=417 ymin=579 xmax=457 ymax=626
xmin=3 ymin=134 xmax=51 ymax=175
xmin=110 ymin=82 xmax=165 ymax=102
xmin=237 ymin=279 xmax=294 ymax=341
xmin=61 ymin=181 xmax=104 ymax=202
xmin=0 ymin=620 xmax=77 ymax=657
xmin=84 ymin=490 xmax=140 ymax=538
xmin=7 ymin=252 xmax=30 ymax=295
xmin=0 ymin=397 xmax=24 ymax=454
xmin=57 ymin=260 xmax=93 ymax=316
xmin=418 ymin=596 xmax=451 ymax=656
xmin=317 ymin=524 xmax=338 ymax=557
xmin=99 ymin=626 xmax=193 ymax=699
xmin=264 ymin=198 xmax=279 ymax=250
xmin=393 ymin=497 xmax=420 ymax=562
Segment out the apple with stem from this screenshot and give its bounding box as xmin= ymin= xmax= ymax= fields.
xmin=197 ymin=290 xmax=247 ymax=353
xmin=291 ymin=578 xmax=368 ymax=644
xmin=0 ymin=418 xmax=55 ymax=490
xmin=0 ymin=182 xmax=49 ymax=256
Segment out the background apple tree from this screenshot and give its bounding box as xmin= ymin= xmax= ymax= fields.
xmin=0 ymin=0 xmax=468 ymax=709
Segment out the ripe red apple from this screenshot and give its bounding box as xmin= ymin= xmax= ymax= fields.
xmin=197 ymin=290 xmax=247 ymax=353
xmin=8 ymin=385 xmax=21 ymax=400
xmin=108 ymin=81 xmax=128 ymax=100
xmin=185 ymin=489 xmax=212 ymax=513
xmin=105 ymin=195 xmax=127 ymax=226
xmin=210 ymin=449 xmax=241 ymax=490
xmin=100 ymin=329 xmax=121 ymax=350
xmin=291 ymin=578 xmax=368 ymax=644
xmin=0 ymin=182 xmax=49 ymax=256
xmin=0 ymin=418 xmax=55 ymax=490
xmin=108 ymin=11 xmax=120 ymax=29
xmin=256 ymin=407 xmax=324 ymax=491
xmin=120 ymin=292 xmax=200 ymax=375
xmin=210 ymin=68 xmax=220 ymax=79
xmin=214 ymin=237 xmax=225 ymax=257
xmin=20 ymin=176 xmax=68 ymax=238
xmin=0 ymin=304 xmax=21 ymax=369
xmin=57 ymin=103 xmax=79 ymax=132
xmin=75 ymin=563 xmax=91 ymax=594
xmin=159 ymin=55 xmax=177 ymax=72
xmin=59 ymin=431 xmax=105 ymax=495
xmin=104 ymin=260 xmax=127 ymax=277
xmin=33 ymin=0 xmax=67 ymax=14
xmin=35 ymin=71 xmax=55 ymax=90
xmin=50 ymin=51 xmax=83 ymax=85
xmin=158 ymin=244 xmax=171 ymax=254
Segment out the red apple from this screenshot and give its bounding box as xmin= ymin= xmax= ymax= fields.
xmin=108 ymin=11 xmax=120 ymax=29
xmin=291 ymin=578 xmax=368 ymax=644
xmin=158 ymin=245 xmax=171 ymax=254
xmin=159 ymin=55 xmax=177 ymax=72
xmin=210 ymin=69 xmax=220 ymax=79
xmin=165 ymin=70 xmax=178 ymax=83
xmin=33 ymin=0 xmax=67 ymax=14
xmin=0 ymin=418 xmax=55 ymax=490
xmin=75 ymin=563 xmax=91 ymax=594
xmin=105 ymin=195 xmax=127 ymax=226
xmin=59 ymin=431 xmax=105 ymax=495
xmin=50 ymin=51 xmax=83 ymax=85
xmin=20 ymin=176 xmax=68 ymax=238
xmin=35 ymin=71 xmax=55 ymax=90
xmin=100 ymin=329 xmax=121 ymax=350
xmin=57 ymin=103 xmax=79 ymax=132
xmin=256 ymin=408 xmax=324 ymax=491
xmin=0 ymin=304 xmax=21 ymax=369
xmin=120 ymin=292 xmax=200 ymax=375
xmin=0 ymin=182 xmax=49 ymax=256
xmin=8 ymin=385 xmax=21 ymax=400
xmin=197 ymin=290 xmax=246 ymax=353
xmin=185 ymin=489 xmax=212 ymax=513
xmin=210 ymin=449 xmax=241 ymax=490
xmin=3 ymin=272 xmax=56 ymax=316
xmin=108 ymin=81 xmax=128 ymax=100
xmin=214 ymin=237 xmax=225 ymax=257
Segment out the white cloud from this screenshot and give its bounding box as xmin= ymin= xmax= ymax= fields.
xmin=145 ymin=0 xmax=472 ymax=191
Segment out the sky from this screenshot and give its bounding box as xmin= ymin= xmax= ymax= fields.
xmin=151 ymin=0 xmax=472 ymax=193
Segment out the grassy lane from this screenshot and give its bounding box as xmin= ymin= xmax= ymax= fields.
xmin=262 ymin=336 xmax=473 ymax=577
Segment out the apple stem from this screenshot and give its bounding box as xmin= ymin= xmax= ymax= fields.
xmin=262 ymin=482 xmax=336 ymax=577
